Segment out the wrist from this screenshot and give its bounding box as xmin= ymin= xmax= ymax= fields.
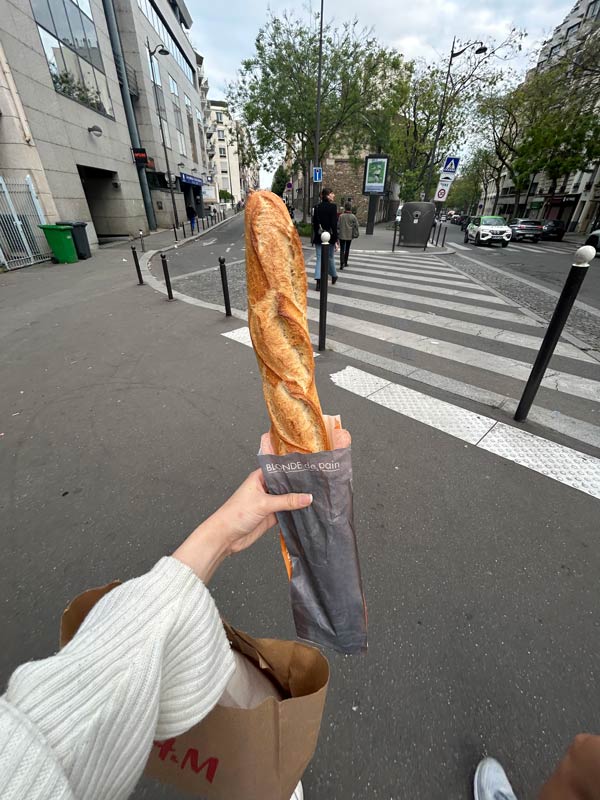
xmin=172 ymin=517 xmax=229 ymax=583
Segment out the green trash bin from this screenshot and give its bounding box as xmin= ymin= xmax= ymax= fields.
xmin=39 ymin=224 xmax=78 ymax=263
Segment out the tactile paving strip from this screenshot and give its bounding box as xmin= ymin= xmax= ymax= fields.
xmin=478 ymin=422 xmax=600 ymax=500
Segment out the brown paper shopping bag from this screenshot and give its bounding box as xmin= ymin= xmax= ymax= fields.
xmin=60 ymin=581 xmax=329 ymax=799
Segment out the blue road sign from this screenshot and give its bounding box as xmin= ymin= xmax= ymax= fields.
xmin=313 ymin=167 xmax=323 ymax=183
xmin=443 ymin=156 xmax=460 ymax=173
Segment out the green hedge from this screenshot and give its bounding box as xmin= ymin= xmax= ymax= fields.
xmin=295 ymin=222 xmax=313 ymax=238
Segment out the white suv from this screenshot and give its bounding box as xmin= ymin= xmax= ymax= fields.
xmin=464 ymin=215 xmax=512 ymax=248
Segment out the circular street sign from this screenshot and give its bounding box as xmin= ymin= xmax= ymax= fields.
xmin=436 ymin=188 xmax=447 ymax=200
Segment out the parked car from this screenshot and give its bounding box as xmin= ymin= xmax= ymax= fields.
xmin=585 ymin=229 xmax=599 ymax=257
xmin=508 ymin=218 xmax=544 ymax=242
xmin=541 ymin=219 xmax=566 ymax=241
xmin=440 ymin=214 xmax=447 ymax=222
xmin=450 ymin=213 xmax=462 ymax=224
xmin=460 ymin=215 xmax=471 ymax=231
xmin=464 ymin=215 xmax=512 ymax=247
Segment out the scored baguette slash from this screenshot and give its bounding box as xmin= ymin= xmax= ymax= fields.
xmin=245 ymin=190 xmax=330 ymax=455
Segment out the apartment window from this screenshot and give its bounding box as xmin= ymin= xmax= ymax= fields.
xmin=216 ymin=111 xmax=223 ymax=123
xmin=549 ymin=44 xmax=562 ymax=56
xmin=184 ymin=94 xmax=198 ymax=163
xmin=219 ymin=147 xmax=226 ymax=157
xmin=566 ymin=22 xmax=580 ymax=37
xmin=169 ymin=74 xmax=178 ymax=97
xmin=587 ymin=0 xmax=600 ymax=18
xmin=136 ymin=0 xmax=194 ymax=84
xmin=217 ymin=129 xmax=225 ymax=140
xmin=33 ymin=0 xmax=113 ymax=115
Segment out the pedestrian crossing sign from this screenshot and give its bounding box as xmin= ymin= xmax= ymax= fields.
xmin=443 ymin=157 xmax=460 ymax=173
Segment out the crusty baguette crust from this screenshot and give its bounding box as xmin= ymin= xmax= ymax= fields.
xmin=245 ymin=191 xmax=330 ymax=455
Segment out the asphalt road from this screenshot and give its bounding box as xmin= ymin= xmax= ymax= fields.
xmin=444 ymin=223 xmax=600 ymax=311
xmin=1 ymin=229 xmax=599 ymax=800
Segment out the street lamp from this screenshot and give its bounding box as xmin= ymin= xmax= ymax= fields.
xmin=147 ymin=39 xmax=179 ymax=226
xmin=424 ymin=38 xmax=488 ymax=200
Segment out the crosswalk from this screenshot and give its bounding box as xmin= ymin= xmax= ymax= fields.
xmin=450 ymin=239 xmax=577 ymax=256
xmin=302 ymin=249 xmax=600 ymax=447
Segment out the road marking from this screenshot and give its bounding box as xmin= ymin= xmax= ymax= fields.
xmin=226 ymin=246 xmax=232 ymax=253
xmin=511 ymin=243 xmax=546 ymax=254
xmin=222 ymin=326 xmax=319 ymax=356
xmin=342 ymin=264 xmax=481 ymax=289
xmin=450 ymin=251 xmax=600 ymax=319
xmin=304 ymin=306 xmax=600 ymax=402
xmin=171 ymin=259 xmax=245 ymax=281
xmin=347 ymin=259 xmax=465 ymax=279
xmin=330 ymin=366 xmax=600 ymax=501
xmin=321 ymin=281 xmax=541 ymax=325
xmin=306 ymin=290 xmax=593 ymax=360
xmin=306 ymin=269 xmax=509 ymax=304
xmin=202 ymin=238 xmax=217 ymax=247
xmin=448 ymin=242 xmax=471 ymax=251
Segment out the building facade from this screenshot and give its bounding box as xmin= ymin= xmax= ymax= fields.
xmin=482 ymin=0 xmax=600 ymax=232
xmin=207 ymin=100 xmax=258 ymax=206
xmin=0 ymin=0 xmax=215 ymax=264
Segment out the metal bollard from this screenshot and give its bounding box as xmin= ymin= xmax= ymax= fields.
xmin=435 ymin=225 xmax=442 ymax=246
xmin=131 ymin=245 xmax=144 ymax=285
xmin=514 ymin=245 xmax=596 ymax=422
xmin=392 ymin=221 xmax=397 ymax=253
xmin=173 ymin=223 xmax=178 ymax=242
xmin=139 ymin=229 xmax=145 ymax=253
xmin=218 ymin=256 xmax=232 ymax=316
xmin=442 ymin=226 xmax=448 ymax=247
xmin=181 ymin=221 xmax=186 ymax=238
xmin=318 ymin=232 xmax=330 ymax=351
xmin=160 ymin=252 xmax=174 ymax=300
xmin=201 ymin=216 xmax=206 ymax=231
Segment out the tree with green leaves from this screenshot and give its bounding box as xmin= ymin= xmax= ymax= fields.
xmin=271 ymin=165 xmax=289 ymax=196
xmin=228 ymin=10 xmax=407 ymax=219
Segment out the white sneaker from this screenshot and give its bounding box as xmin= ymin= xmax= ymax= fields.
xmin=291 ymin=781 xmax=304 ymax=800
xmin=474 ymin=758 xmax=518 ymax=800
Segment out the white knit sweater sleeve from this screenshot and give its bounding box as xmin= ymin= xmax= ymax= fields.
xmin=0 ymin=557 xmax=236 ymax=800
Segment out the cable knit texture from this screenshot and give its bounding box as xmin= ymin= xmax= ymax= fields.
xmin=0 ymin=557 xmax=235 ymax=800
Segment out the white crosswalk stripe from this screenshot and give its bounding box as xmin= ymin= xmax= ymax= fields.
xmin=304 ymin=250 xmax=600 ymax=428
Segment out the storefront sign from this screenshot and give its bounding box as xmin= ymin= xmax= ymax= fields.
xmin=132 ymin=148 xmax=148 ymax=165
xmin=561 ymin=194 xmax=579 ymax=204
xmin=363 ymin=155 xmax=389 ymax=195
xmin=180 ymin=172 xmax=203 ymax=186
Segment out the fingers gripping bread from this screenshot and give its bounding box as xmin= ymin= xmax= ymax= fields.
xmin=245 ymin=191 xmax=330 ymax=455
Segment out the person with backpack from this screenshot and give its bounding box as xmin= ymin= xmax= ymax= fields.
xmin=337 ymin=202 xmax=359 ymax=269
xmin=312 ymin=187 xmax=338 ymax=291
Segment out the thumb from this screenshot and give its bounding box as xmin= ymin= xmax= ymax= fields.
xmin=263 ymin=491 xmax=313 ymax=514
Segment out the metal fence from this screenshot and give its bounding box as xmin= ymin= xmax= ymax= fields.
xmin=0 ymin=175 xmax=51 ymax=270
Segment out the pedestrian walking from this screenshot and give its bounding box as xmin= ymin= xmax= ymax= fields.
xmin=337 ymin=201 xmax=359 ymax=269
xmin=312 ymin=187 xmax=339 ymax=291
xmin=0 ymin=469 xmax=311 ymax=800
xmin=186 ymin=204 xmax=197 ymax=234
xmin=211 ymin=206 xmax=217 ymax=222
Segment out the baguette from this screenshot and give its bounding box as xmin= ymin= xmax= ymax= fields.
xmin=245 ymin=191 xmax=330 ymax=455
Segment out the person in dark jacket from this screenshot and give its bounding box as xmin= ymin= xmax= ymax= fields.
xmin=186 ymin=204 xmax=197 ymax=233
xmin=312 ymin=187 xmax=338 ymax=290
xmin=337 ymin=202 xmax=359 ymax=269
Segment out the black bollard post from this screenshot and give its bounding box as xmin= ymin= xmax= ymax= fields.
xmin=318 ymin=233 xmax=330 ymax=351
xmin=435 ymin=225 xmax=442 ymax=246
xmin=173 ymin=223 xmax=178 ymax=242
xmin=218 ymin=256 xmax=232 ymax=316
xmin=442 ymin=226 xmax=448 ymax=247
xmin=160 ymin=253 xmax=174 ymax=300
xmin=201 ymin=216 xmax=206 ymax=231
xmin=139 ymin=230 xmax=145 ymax=253
xmin=131 ymin=245 xmax=144 ymax=285
xmin=181 ymin=222 xmax=186 ymax=238
xmin=392 ymin=221 xmax=397 ymax=253
xmin=514 ymin=246 xmax=595 ymax=422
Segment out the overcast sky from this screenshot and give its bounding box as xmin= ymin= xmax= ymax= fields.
xmin=186 ymin=0 xmax=574 ymax=187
